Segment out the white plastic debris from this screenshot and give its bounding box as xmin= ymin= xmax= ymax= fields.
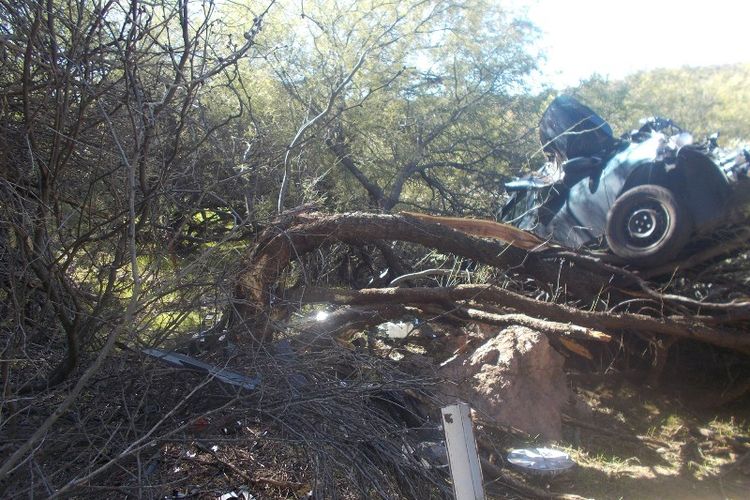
xmin=378 ymin=321 xmax=412 ymax=338
xmin=218 ymin=487 xmax=255 ymax=500
xmin=506 ymin=447 xmax=575 ymax=475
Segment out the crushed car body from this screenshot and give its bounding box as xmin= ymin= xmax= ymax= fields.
xmin=501 ymin=95 xmax=749 ymax=267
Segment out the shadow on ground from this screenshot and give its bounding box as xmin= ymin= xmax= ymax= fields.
xmin=489 ymin=370 xmax=750 ymax=499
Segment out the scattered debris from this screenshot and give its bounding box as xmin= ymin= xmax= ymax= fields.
xmin=218 ymin=487 xmax=255 ymax=500
xmin=141 ymin=348 xmax=260 ymax=390
xmin=506 ymin=447 xmax=576 ymax=476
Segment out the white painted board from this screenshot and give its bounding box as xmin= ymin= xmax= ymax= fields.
xmin=441 ymin=403 xmax=485 ymax=500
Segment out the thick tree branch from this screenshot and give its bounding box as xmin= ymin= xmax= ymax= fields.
xmin=278 ymin=51 xmax=367 ymax=213
xmin=295 ymin=285 xmax=750 ymax=353
xmin=233 ymin=212 xmax=612 ymax=335
xmin=326 ymin=132 xmax=385 ymax=207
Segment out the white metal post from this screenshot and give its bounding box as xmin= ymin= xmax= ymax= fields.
xmin=441 ymin=403 xmax=485 ymax=500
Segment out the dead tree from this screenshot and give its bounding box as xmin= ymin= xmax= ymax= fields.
xmin=232 ymin=211 xmax=750 ymax=357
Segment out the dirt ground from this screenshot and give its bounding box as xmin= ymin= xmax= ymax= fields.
xmin=37 ymin=343 xmax=747 ymax=500
xmin=502 ymin=371 xmax=750 ymax=500
xmin=142 ymin=368 xmax=750 ymax=500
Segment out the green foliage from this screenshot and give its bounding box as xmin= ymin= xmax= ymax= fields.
xmin=217 ymin=0 xmax=543 ymax=214
xmin=572 ymin=64 xmax=750 ymax=143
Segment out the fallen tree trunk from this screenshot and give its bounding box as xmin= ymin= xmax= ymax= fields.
xmin=233 ymin=211 xmax=750 ymax=356
xmin=295 ymin=285 xmax=750 ymax=354
xmin=234 ymin=212 xmax=612 ymax=332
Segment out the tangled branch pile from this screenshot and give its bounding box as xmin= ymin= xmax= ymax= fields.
xmin=235 ymin=211 xmax=750 ymax=355
xmin=2 ymin=0 xmax=750 ymax=497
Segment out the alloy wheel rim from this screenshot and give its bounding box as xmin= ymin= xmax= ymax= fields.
xmin=625 ymin=204 xmax=669 ymax=247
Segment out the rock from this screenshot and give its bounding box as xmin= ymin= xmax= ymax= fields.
xmin=438 ymin=325 xmax=570 ymax=440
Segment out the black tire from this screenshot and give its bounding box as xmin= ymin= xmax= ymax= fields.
xmin=605 ymin=185 xmax=692 ymax=267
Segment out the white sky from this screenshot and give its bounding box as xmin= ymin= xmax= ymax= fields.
xmin=514 ymin=0 xmax=750 ymax=88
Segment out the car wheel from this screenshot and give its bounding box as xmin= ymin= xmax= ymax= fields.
xmin=605 ymin=185 xmax=692 ymax=267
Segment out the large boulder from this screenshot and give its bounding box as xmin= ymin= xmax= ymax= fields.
xmin=439 ymin=325 xmax=570 ymax=440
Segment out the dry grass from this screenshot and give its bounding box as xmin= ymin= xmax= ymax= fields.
xmin=497 ymin=373 xmax=750 ymax=500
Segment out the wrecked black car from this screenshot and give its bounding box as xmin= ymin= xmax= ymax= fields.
xmin=500 ymin=95 xmax=749 ymax=267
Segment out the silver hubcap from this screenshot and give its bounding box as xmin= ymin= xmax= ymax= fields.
xmin=627 ymin=208 xmax=660 ymax=239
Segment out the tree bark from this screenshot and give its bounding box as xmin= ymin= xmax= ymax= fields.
xmin=296 ymin=285 xmax=750 ymax=354
xmin=233 ymin=212 xmax=750 ymax=354
xmin=234 ymin=212 xmax=611 ymax=334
